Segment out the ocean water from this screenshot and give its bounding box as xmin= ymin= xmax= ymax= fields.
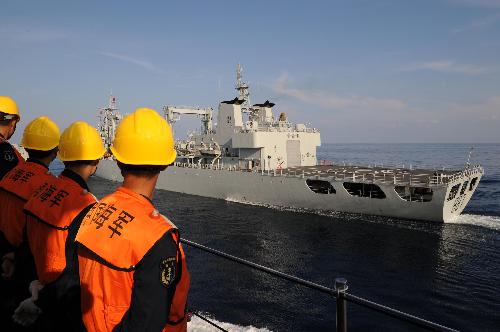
xmin=51 ymin=143 xmax=500 ymax=331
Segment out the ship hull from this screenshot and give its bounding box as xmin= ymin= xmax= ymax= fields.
xmin=95 ymin=159 xmax=483 ymax=223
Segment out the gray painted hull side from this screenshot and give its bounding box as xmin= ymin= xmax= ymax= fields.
xmin=95 ymin=159 xmax=482 ymax=223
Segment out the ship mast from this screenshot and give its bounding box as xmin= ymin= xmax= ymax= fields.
xmin=97 ymin=94 xmax=122 ymax=150
xmin=236 ymin=63 xmax=251 ymax=112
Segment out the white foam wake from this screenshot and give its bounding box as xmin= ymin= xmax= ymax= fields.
xmin=225 ymin=197 xmax=322 ymax=215
xmin=451 ymin=214 xmax=500 ymax=231
xmin=225 ymin=196 xmax=260 ymax=206
xmin=188 ymin=314 xmax=272 ymax=332
xmin=225 ymin=197 xmax=500 ymax=231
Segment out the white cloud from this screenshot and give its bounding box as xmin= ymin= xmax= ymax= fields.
xmin=401 ymin=60 xmax=495 ymax=75
xmin=98 ymin=51 xmax=163 ymax=74
xmin=448 ymin=0 xmax=500 ymax=8
xmin=273 ymin=73 xmax=406 ymax=111
xmin=452 ymin=13 xmax=500 ymax=33
xmin=446 ymin=96 xmax=500 ymax=121
xmin=315 ymin=95 xmax=500 ymax=142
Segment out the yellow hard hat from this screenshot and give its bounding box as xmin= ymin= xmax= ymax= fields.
xmin=21 ymin=116 xmax=60 ymax=151
xmin=58 ymin=121 xmax=106 ymax=161
xmin=111 ymin=107 xmax=176 ymax=165
xmin=0 ymin=96 xmax=20 ymax=120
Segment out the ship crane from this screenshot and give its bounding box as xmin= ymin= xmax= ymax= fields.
xmin=162 ymin=105 xmax=214 ymax=135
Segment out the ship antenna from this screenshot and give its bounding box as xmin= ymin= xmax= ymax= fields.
xmin=236 ymin=63 xmax=251 ymax=112
xmin=97 ymin=93 xmax=121 ymax=151
xmin=465 ymin=146 xmax=474 ymax=169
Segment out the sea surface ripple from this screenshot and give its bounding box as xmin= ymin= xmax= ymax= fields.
xmin=52 ymin=143 xmax=499 ymax=331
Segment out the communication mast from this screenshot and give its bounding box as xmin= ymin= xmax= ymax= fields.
xmin=97 ymin=94 xmax=122 ymax=150
xmin=236 ymin=63 xmax=251 ymax=112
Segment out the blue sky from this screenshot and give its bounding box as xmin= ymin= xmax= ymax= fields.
xmin=1 ymin=0 xmax=500 ymax=143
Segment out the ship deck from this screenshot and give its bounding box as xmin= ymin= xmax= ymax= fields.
xmin=173 ymin=160 xmax=482 ymax=187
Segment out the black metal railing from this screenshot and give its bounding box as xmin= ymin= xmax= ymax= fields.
xmin=181 ymin=238 xmax=459 ymax=332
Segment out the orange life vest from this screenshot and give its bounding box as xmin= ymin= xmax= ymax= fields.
xmin=0 ymin=160 xmax=53 ymax=247
xmin=76 ymin=187 xmax=190 ymax=332
xmin=24 ymin=173 xmax=97 ymax=284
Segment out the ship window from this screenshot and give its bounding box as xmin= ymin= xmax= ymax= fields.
xmin=343 ymin=182 xmax=386 ymax=199
xmin=447 ymin=184 xmax=460 ymax=201
xmin=306 ymin=179 xmax=336 ymax=194
xmin=394 ymin=186 xmax=433 ymax=202
xmin=469 ymin=177 xmax=478 ymax=191
xmin=460 ymin=181 xmax=469 ymax=195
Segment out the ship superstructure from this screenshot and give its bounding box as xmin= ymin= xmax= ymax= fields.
xmin=163 ymin=64 xmax=320 ymax=171
xmin=95 ymin=65 xmax=484 ymax=223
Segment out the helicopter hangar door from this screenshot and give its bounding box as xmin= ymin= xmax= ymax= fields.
xmin=286 ymin=140 xmax=301 ymax=167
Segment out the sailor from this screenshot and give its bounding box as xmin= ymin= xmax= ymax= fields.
xmin=76 ymin=108 xmax=190 ymax=332
xmin=0 ymin=116 xmax=60 ymax=327
xmin=0 ymin=96 xmax=23 ymax=180
xmin=12 ymin=122 xmax=105 ymax=329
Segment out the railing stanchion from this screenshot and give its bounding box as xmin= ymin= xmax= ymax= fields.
xmin=335 ymin=278 xmax=348 ymax=332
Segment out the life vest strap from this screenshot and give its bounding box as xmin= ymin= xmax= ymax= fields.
xmin=77 ymin=227 xmax=179 ymax=272
xmin=165 ymin=228 xmax=188 ymax=326
xmin=77 ymin=244 xmax=136 ymax=272
xmin=24 ymin=210 xmax=70 ymax=231
xmin=167 ymin=312 xmax=187 ymax=326
xmin=0 ymin=187 xmax=28 ymax=203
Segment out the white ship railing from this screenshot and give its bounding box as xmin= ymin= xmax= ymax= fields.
xmin=173 ymin=162 xmax=484 ymax=188
xmin=444 ymin=165 xmax=484 ymax=184
xmin=240 ymin=126 xmax=319 ymax=134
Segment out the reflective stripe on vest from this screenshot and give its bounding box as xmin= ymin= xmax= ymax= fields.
xmin=24 ymin=175 xmax=97 ymax=284
xmin=0 ymin=161 xmax=53 ymax=247
xmin=76 ymin=187 xmax=189 ymax=332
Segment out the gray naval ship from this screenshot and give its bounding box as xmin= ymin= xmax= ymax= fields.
xmin=95 ymin=65 xmax=484 ymax=223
